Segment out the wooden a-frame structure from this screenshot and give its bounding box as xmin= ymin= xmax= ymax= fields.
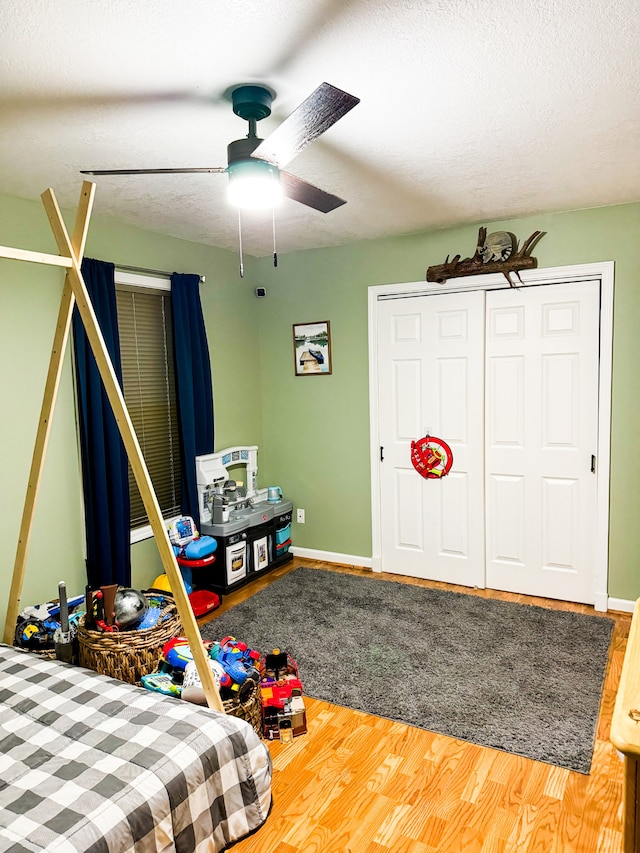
xmin=0 ymin=181 xmax=224 ymax=712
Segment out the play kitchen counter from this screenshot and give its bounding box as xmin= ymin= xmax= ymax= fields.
xmin=611 ymin=599 xmax=640 ymax=852
xmin=201 ymin=499 xmax=293 ymax=594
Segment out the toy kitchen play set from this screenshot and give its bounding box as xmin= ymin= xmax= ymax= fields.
xmin=196 ymin=446 xmax=293 ymax=595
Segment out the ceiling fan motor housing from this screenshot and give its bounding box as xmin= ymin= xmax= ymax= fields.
xmin=231 ymin=85 xmax=273 ymax=121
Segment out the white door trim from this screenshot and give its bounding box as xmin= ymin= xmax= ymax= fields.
xmin=368 ymin=261 xmax=614 ymax=611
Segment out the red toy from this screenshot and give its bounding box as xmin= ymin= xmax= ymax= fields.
xmin=177 ymin=553 xmax=216 ymax=569
xmin=188 ymin=589 xmax=221 ymax=617
xmin=258 ymin=648 xmax=307 ymax=740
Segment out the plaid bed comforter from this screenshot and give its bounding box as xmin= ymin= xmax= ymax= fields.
xmin=0 ymin=644 xmax=271 ymax=852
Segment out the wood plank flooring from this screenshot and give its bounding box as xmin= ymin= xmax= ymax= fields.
xmin=201 ymin=558 xmax=630 ymax=853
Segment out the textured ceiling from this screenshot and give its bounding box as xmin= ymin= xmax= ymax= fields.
xmin=1 ymin=0 xmax=639 ymax=257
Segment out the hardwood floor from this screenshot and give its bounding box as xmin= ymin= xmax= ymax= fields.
xmin=201 ymin=558 xmax=630 ymax=853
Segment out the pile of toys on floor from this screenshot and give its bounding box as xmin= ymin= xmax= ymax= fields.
xmin=13 ymin=581 xmax=85 ymax=662
xmin=259 ymin=648 xmax=307 ymax=742
xmin=142 ymin=635 xmax=307 ymax=742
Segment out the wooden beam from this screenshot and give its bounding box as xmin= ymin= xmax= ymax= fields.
xmin=0 ymin=244 xmax=73 ymax=268
xmin=40 ymin=186 xmax=224 ymax=713
xmin=3 ymin=182 xmax=95 ymax=644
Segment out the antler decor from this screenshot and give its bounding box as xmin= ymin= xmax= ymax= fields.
xmin=426 ymin=227 xmax=546 ymax=287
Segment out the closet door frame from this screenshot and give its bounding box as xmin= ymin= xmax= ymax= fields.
xmin=368 ymin=261 xmax=614 ymax=612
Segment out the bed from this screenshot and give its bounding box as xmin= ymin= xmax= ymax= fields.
xmin=0 ymin=643 xmax=272 ymax=852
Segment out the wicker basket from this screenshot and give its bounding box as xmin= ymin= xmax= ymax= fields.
xmin=153 ymin=657 xmax=264 ymax=736
xmin=222 ymin=688 xmax=263 ymax=736
xmin=78 ymin=592 xmax=182 ymax=685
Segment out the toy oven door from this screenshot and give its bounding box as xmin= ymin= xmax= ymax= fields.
xmin=226 ymin=541 xmax=247 ymax=584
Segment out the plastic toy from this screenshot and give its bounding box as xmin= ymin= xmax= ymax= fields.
xmin=260 ymin=677 xmax=304 ymax=708
xmin=130 ymin=591 xmax=170 ymax=631
xmin=167 ymin=515 xmax=217 ymax=567
xmin=155 ymin=635 xmax=261 ymax=701
xmin=181 ymin=565 xmax=194 ymax=593
xmin=261 ymin=683 xmax=307 ymax=740
xmin=152 ymin=573 xmax=172 ymax=593
xmin=181 ymin=658 xmax=227 ymax=706
xmin=15 ymin=593 xmax=84 ymax=651
xmin=206 ymin=636 xmax=261 ymax=700
xmin=210 ymin=636 xmax=260 ymax=685
xmin=152 ymin=566 xmax=194 ymax=595
xmin=167 ymin=516 xmax=198 ymax=547
xmin=160 ymin=637 xmax=215 ymax=674
xmin=261 ymin=648 xmax=299 ymax=682
xmin=141 ymin=673 xmax=182 ymax=697
xmin=179 ymin=537 xmax=217 ymax=561
xmin=258 ymin=648 xmax=307 ymax=740
xmin=188 ymin=589 xmax=221 ymax=617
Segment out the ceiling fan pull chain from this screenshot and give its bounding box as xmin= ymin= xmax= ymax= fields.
xmin=272 ymin=207 xmax=278 ymax=268
xmin=238 ymin=209 xmax=244 ymax=278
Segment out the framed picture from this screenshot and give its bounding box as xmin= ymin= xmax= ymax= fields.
xmin=293 ymin=321 xmax=332 ymax=376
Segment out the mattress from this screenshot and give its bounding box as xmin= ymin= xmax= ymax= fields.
xmin=0 ymin=643 xmax=271 ymax=852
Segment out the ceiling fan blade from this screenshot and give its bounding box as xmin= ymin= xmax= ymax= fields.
xmin=252 ymin=82 xmax=359 ymax=168
xmin=80 ymin=167 xmax=227 ymax=175
xmin=280 ymin=171 xmax=347 ymax=213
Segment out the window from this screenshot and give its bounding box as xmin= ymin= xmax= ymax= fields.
xmin=115 ymin=272 xmax=181 ymax=538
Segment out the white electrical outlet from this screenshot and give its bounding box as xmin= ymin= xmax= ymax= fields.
xmin=296 ymin=508 xmax=305 ymax=523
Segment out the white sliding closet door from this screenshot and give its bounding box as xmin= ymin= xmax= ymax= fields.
xmin=377 ymin=291 xmax=486 ymax=587
xmin=484 ymin=281 xmax=600 ymax=603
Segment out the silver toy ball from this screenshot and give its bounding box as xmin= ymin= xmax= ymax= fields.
xmin=114 ymin=588 xmax=148 ymax=629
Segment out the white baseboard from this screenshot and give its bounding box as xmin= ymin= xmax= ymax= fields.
xmin=607 ymin=597 xmax=636 ymax=614
xmin=290 ymin=546 xmax=372 ymax=569
xmin=594 ymin=591 xmax=609 ymax=613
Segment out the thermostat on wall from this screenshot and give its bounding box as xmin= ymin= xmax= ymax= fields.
xmin=255 ymin=287 xmax=267 ymax=298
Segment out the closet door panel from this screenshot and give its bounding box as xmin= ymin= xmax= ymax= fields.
xmin=377 ymin=291 xmax=485 ymax=587
xmin=484 ymin=281 xmax=600 ymax=604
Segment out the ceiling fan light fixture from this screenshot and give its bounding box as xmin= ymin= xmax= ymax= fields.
xmin=227 ymin=159 xmax=282 ymax=209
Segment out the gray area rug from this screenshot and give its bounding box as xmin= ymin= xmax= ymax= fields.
xmin=200 ymin=567 xmax=614 ymax=773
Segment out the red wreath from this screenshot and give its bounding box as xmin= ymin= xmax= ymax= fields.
xmin=410 ymin=435 xmax=453 ymax=479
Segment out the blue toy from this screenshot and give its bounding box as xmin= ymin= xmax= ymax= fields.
xmin=209 ymin=636 xmax=261 ymax=691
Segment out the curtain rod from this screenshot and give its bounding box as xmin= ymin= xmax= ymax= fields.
xmin=115 ymin=262 xmax=205 ymax=284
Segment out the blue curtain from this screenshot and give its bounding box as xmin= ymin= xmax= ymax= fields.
xmin=171 ymin=273 xmax=214 ymax=526
xmin=72 ymin=258 xmax=131 ymax=588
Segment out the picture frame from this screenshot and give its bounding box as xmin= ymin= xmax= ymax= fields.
xmin=293 ymin=321 xmax=332 ymax=376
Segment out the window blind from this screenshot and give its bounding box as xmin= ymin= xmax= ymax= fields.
xmin=115 ymin=285 xmax=182 ymax=528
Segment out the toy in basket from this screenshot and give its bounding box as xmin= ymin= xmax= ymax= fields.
xmin=259 ymin=648 xmax=307 ymax=741
xmin=77 ymin=589 xmax=182 ymax=685
xmin=141 ymin=636 xmax=264 ymax=736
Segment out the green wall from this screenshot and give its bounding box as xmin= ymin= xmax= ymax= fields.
xmin=0 ymin=191 xmax=262 ymax=632
xmin=2 ymin=189 xmax=639 ymax=635
xmin=253 ymin=204 xmax=640 ymax=601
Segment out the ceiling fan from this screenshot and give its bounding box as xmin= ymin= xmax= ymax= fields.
xmin=81 ymin=82 xmax=360 ymax=213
